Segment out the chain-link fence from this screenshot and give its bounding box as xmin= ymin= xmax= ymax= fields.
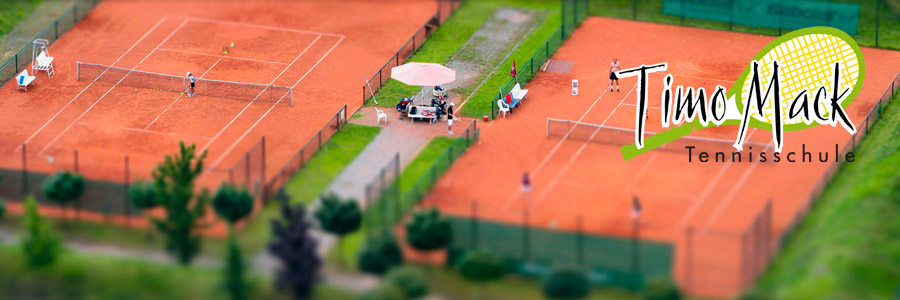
xmin=588 ymin=0 xmax=900 ymax=50
xmin=0 ymin=0 xmax=102 ymax=88
xmin=364 ymin=153 xmax=401 ymax=232
xmin=363 ymin=0 xmax=462 ymax=106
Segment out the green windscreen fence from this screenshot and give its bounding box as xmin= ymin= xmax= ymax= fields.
xmin=662 ymin=0 xmax=860 ymax=35
xmin=447 ymin=217 xmax=674 ymax=290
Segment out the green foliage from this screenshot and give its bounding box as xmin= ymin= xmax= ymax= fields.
xmin=315 ymin=193 xmax=362 ymax=236
xmin=359 ymin=283 xmax=407 ymax=300
xmin=457 ymin=249 xmax=506 ymax=283
xmin=358 ymin=231 xmax=404 ymax=275
xmin=128 ymin=180 xmax=158 ymax=209
xmin=20 ymin=195 xmax=61 ymax=267
xmin=212 ymin=183 xmax=254 ymax=225
xmin=41 ymin=170 xmax=85 ymax=206
xmin=738 ymin=288 xmax=773 ymax=300
xmin=150 ymin=142 xmax=209 ymax=265
xmin=542 ymin=268 xmax=590 ymax=299
xmin=640 ymin=277 xmax=680 ymax=300
xmin=405 ymin=207 xmax=452 ymax=253
xmin=0 ymin=198 xmax=5 ymax=221
xmin=0 ymin=0 xmax=42 ymax=40
xmin=224 ymin=235 xmax=249 ymax=300
xmin=385 ymin=266 xmax=429 ymax=299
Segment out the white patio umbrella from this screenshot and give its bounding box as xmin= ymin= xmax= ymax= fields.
xmin=391 ymin=62 xmax=456 ymax=104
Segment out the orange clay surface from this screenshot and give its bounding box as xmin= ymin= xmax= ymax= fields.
xmin=421 ymin=17 xmax=900 ymax=297
xmin=0 ymin=0 xmax=438 ymax=233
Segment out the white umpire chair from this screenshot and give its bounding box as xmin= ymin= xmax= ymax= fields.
xmin=32 ymin=39 xmax=55 ymax=78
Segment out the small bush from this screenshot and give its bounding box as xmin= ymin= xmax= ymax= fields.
xmin=542 ymin=268 xmax=590 ymax=299
xmin=359 ymin=283 xmax=407 ymax=300
xmin=384 ymin=266 xmax=428 ymax=299
xmin=357 ymin=232 xmax=404 ymax=275
xmin=641 ymin=276 xmax=680 ymax=300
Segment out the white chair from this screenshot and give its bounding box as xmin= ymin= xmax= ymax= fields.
xmin=16 ymin=69 xmax=36 ymax=91
xmin=510 ymin=83 xmax=528 ymax=103
xmin=375 ymin=107 xmax=387 ymax=124
xmin=33 ymin=51 xmax=55 ymax=78
xmin=497 ymin=99 xmax=509 ymax=118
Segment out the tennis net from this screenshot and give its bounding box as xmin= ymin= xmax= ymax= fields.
xmin=547 ymin=118 xmax=770 ymax=154
xmin=76 ymin=62 xmax=293 ymax=106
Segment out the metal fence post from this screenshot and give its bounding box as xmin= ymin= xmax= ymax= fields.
xmin=124 ymin=155 xmax=130 ymax=224
xmin=22 ymin=143 xmax=27 ymax=195
xmin=876 ymin=0 xmax=882 ymax=48
xmin=74 ymin=149 xmax=79 ymax=173
xmin=261 ymin=136 xmax=267 ymax=201
xmin=523 ymin=207 xmax=530 ymax=260
xmin=577 ymin=214 xmax=584 ymax=265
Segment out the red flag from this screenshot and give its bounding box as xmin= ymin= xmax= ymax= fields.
xmin=510 ymin=60 xmax=517 ymax=77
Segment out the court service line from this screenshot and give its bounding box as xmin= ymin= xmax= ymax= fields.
xmin=37 ymin=19 xmax=192 ymax=156
xmin=17 ymin=17 xmax=169 ymax=152
xmin=144 ymin=56 xmax=225 ymax=130
xmin=77 ymin=122 xmax=212 ymax=140
xmin=700 ymin=142 xmax=773 ymax=229
xmin=174 ymin=16 xmax=345 ymax=38
xmin=199 ymin=34 xmax=323 ymax=154
xmin=206 ymin=36 xmax=344 ymax=170
xmin=533 ymin=84 xmax=638 ymax=205
xmin=499 ymin=87 xmax=613 ymax=211
xmin=674 ymin=128 xmax=758 ymax=231
xmin=157 ymin=48 xmax=290 ymax=65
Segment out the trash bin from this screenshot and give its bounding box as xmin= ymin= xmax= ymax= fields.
xmin=572 ymin=79 xmax=579 ymax=96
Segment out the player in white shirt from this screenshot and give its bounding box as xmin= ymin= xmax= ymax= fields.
xmin=608 ymin=58 xmax=620 ymax=92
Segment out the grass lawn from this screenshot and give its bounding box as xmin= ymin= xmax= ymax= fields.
xmin=0 ymin=244 xmax=354 ymax=300
xmin=331 ymin=136 xmax=457 ymax=268
xmin=0 ymin=124 xmax=381 ymax=258
xmin=757 ymin=91 xmax=900 ymax=298
xmin=0 ymin=0 xmax=42 ymax=40
xmin=588 ymin=0 xmax=900 ymax=50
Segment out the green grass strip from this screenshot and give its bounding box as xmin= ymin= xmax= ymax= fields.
xmin=757 ymin=91 xmax=900 ymax=298
xmin=0 ymin=0 xmax=43 ymax=40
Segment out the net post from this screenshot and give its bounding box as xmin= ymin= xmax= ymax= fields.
xmin=546 ymin=118 xmax=550 ymax=137
xmin=76 ymin=62 xmax=80 ymax=80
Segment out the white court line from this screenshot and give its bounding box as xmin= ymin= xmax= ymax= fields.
xmin=674 ymin=128 xmax=758 ymax=231
xmin=17 ymin=17 xmax=169 ymax=152
xmin=77 ymin=122 xmax=211 ymax=140
xmin=173 ymin=16 xmax=345 ymax=38
xmin=199 ymin=34 xmax=323 ymax=154
xmin=37 ymin=19 xmax=191 ymax=156
xmin=533 ymin=84 xmax=638 ymax=205
xmin=157 ymin=48 xmax=290 ymax=65
xmin=144 ymin=56 xmax=225 ymax=130
xmin=206 ymin=36 xmax=344 ymax=170
xmin=500 ymin=87 xmax=613 ymax=211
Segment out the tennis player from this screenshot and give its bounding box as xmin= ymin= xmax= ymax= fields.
xmin=608 ymin=58 xmax=620 ymax=92
xmin=187 ymin=72 xmax=196 ymax=97
xmin=447 ymin=102 xmax=456 ymax=135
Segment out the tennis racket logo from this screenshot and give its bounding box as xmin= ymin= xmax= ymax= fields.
xmin=619 ymin=27 xmax=864 ymax=160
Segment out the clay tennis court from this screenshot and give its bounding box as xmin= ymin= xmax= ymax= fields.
xmin=422 ymin=17 xmax=900 ymax=297
xmin=0 ymin=0 xmax=438 ymax=214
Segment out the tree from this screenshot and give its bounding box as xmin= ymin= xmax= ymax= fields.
xmin=128 ymin=180 xmax=158 ymax=209
xmin=41 ymin=170 xmax=85 ymax=220
xmin=385 ymin=266 xmax=429 ymax=299
xmin=224 ymin=235 xmax=248 ymax=300
xmin=213 ymin=183 xmax=254 ymax=225
xmin=641 ymin=276 xmax=681 ymax=300
xmin=150 ymin=142 xmax=210 ymax=265
xmin=0 ymin=198 xmax=5 ymax=221
xmin=542 ymin=268 xmax=590 ymax=299
xmin=21 ymin=195 xmax=62 ymax=267
xmin=313 ymin=193 xmax=361 ymax=266
xmin=212 ymin=183 xmax=255 ymax=300
xmin=358 ymin=231 xmax=404 ymax=275
xmin=457 ymin=249 xmax=506 ymax=299
xmin=405 ymin=207 xmax=452 ymax=254
xmin=268 ymin=199 xmax=320 ymax=300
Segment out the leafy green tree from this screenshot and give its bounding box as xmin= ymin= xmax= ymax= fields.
xmin=151 ymin=142 xmax=210 ymax=265
xmin=405 ymin=207 xmax=452 ymax=254
xmin=21 ymin=195 xmax=62 ymax=267
xmin=268 ymin=200 xmax=320 ymax=300
xmin=641 ymin=276 xmax=681 ymax=300
xmin=128 ymin=180 xmax=158 ymax=209
xmin=314 ymin=193 xmax=361 ymax=265
xmin=212 ymin=183 xmax=254 ymax=300
xmin=738 ymin=288 xmax=773 ymax=300
xmin=385 ymin=266 xmax=429 ymax=299
xmin=358 ymin=231 xmax=404 ymax=275
xmin=542 ymin=268 xmax=590 ymax=299
xmin=41 ymin=170 xmax=85 ymax=219
xmin=457 ymin=249 xmax=506 ymax=299
xmin=0 ymin=198 xmax=5 ymax=221
xmin=213 ymin=183 xmax=254 ymax=224
xmin=224 ymin=235 xmax=248 ymax=300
